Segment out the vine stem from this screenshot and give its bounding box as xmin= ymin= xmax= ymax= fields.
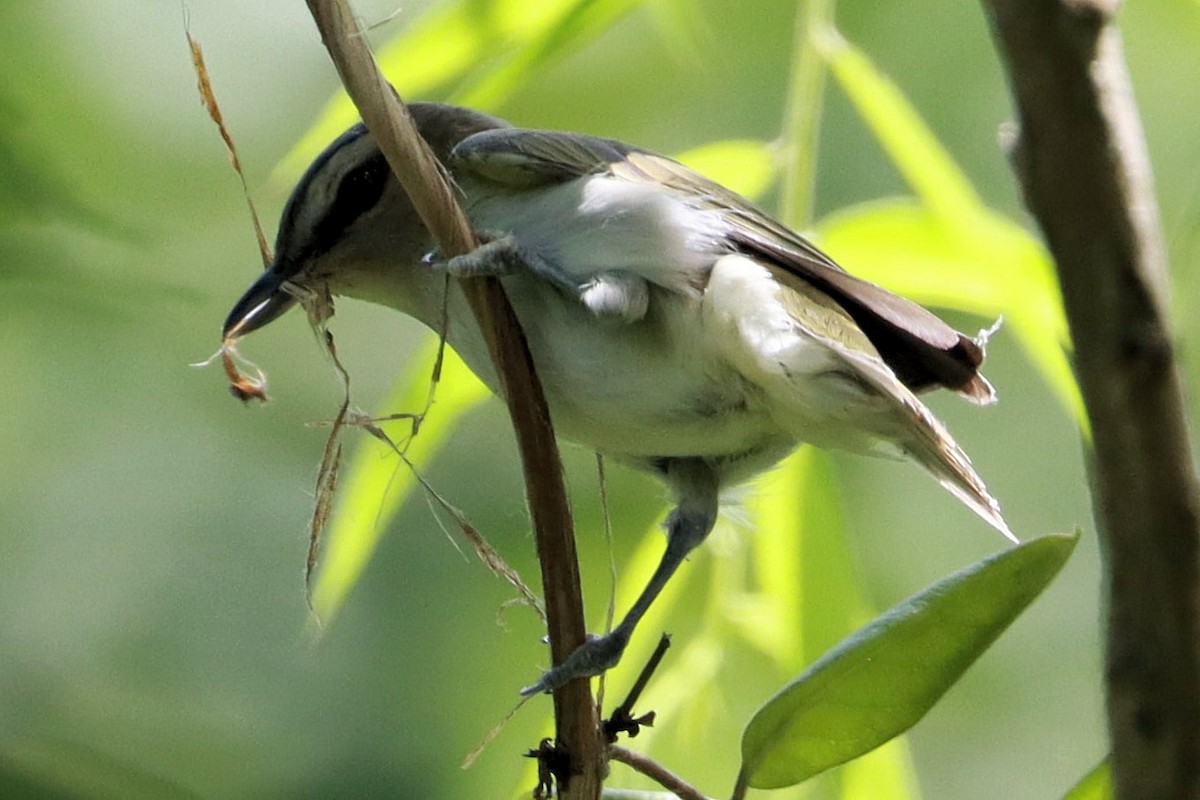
xmin=301 ymin=1 xmax=603 ymax=796
xmin=779 ymin=0 xmax=836 ymax=230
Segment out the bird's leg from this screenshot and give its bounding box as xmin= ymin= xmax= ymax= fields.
xmin=421 ymin=230 xmax=525 ymax=276
xmin=427 ymin=233 xmax=648 ymax=320
xmin=520 ymin=459 xmax=719 ymax=696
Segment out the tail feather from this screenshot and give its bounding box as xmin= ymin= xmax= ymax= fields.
xmin=901 ymin=399 xmax=1016 ymax=543
xmin=735 ymin=263 xmax=1013 ymax=538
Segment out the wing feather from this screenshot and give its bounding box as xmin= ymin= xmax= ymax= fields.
xmin=451 ymin=128 xmax=995 ymax=402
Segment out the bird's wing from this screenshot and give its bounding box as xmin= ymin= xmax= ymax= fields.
xmin=615 ymin=151 xmax=996 ymax=403
xmin=451 ymin=128 xmax=635 ymax=188
xmin=451 ymin=128 xmax=994 ymax=403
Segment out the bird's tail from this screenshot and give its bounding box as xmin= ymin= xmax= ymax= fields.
xmin=901 ymin=400 xmax=1016 ymax=543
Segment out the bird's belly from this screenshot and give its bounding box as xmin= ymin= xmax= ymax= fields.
xmin=542 ymin=361 xmax=773 ymax=461
xmin=479 ymin=284 xmax=779 ymax=461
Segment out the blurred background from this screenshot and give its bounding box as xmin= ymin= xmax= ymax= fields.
xmin=2 ymin=0 xmax=1198 ymax=797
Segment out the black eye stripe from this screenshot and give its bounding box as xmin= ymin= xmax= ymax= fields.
xmin=337 ymin=159 xmax=386 ymax=201
xmin=311 ymin=152 xmax=391 ymax=251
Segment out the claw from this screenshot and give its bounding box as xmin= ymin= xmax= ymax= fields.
xmin=520 ymin=630 xmax=629 ymax=696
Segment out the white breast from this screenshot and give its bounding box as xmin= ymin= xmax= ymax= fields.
xmin=496 ymin=277 xmax=781 ymax=462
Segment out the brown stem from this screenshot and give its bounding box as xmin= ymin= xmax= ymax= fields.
xmin=609 ymin=746 xmax=712 ymax=800
xmin=981 ymin=1 xmax=1200 ymax=797
xmin=301 ymin=2 xmax=603 ymax=796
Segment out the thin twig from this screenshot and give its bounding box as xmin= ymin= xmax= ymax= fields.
xmin=778 ymin=0 xmax=835 ymax=230
xmin=300 ymin=2 xmax=601 ymax=796
xmin=609 ymin=747 xmax=712 ymax=800
xmin=185 ymin=26 xmax=271 ymax=267
xmin=351 ymin=414 xmax=546 ymax=620
xmin=604 ymin=635 xmax=670 ymax=743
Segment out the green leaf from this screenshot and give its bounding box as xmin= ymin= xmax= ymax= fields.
xmin=276 ymin=0 xmax=646 ymax=184
xmin=454 ymin=0 xmax=648 ymax=109
xmin=277 ymin=0 xmax=486 ymax=184
xmin=821 ymin=31 xmax=982 ymax=223
xmin=309 ymin=337 xmax=490 ymax=625
xmin=737 ymin=454 xmax=923 ymax=799
xmin=818 ymin=32 xmax=1087 ymax=432
xmin=1061 ymin=758 xmax=1112 ymax=800
xmin=740 ymin=532 xmax=1079 ymax=789
xmin=737 ymin=449 xmax=867 ymax=671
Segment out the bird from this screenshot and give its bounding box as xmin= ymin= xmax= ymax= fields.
xmin=223 ymin=102 xmax=1014 ymax=695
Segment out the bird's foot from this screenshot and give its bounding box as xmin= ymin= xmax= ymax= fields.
xmin=421 ymin=231 xmax=520 ymax=277
xmin=520 ymin=628 xmax=630 ymax=696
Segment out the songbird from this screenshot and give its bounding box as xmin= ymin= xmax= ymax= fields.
xmin=223 ymin=102 xmax=1013 ymax=695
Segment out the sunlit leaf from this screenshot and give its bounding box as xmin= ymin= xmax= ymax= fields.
xmin=740 ymin=532 xmax=1079 ymax=789
xmin=838 ymin=738 xmax=922 ymax=800
xmin=815 ymin=31 xmax=1085 ymax=430
xmin=310 ymin=336 xmax=490 ymax=624
xmin=279 ymin=0 xmax=520 ymax=180
xmin=737 ymin=449 xmax=869 ymax=669
xmin=643 ymin=0 xmax=712 ymax=64
xmin=1061 ymin=758 xmax=1112 ymax=800
xmin=675 ymin=139 xmax=775 ymax=201
xmin=277 ymin=0 xmax=646 ymax=183
xmin=817 ymin=199 xmax=1085 ymax=427
xmin=456 ymin=0 xmax=648 ymax=109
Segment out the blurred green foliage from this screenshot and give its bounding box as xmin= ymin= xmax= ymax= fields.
xmin=1 ymin=0 xmax=1196 ymax=798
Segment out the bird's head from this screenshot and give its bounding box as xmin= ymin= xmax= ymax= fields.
xmin=222 ymin=103 xmax=507 ymax=339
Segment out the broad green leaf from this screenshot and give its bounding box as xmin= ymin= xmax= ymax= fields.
xmin=817 ymin=199 xmax=1085 ymax=427
xmin=310 ymin=337 xmax=489 ymax=624
xmin=676 ymin=139 xmax=775 ymax=201
xmin=740 ymin=532 xmax=1079 ymax=789
xmin=1061 ymin=759 xmax=1112 ymax=800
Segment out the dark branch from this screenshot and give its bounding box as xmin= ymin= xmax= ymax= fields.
xmin=301 ymin=2 xmax=603 ymax=796
xmin=981 ymin=1 xmax=1200 ymax=797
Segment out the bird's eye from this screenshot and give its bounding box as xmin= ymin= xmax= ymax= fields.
xmin=314 ymin=154 xmax=390 ymax=245
xmin=335 ymin=159 xmax=387 ymax=211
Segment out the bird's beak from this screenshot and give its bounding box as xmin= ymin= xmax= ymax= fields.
xmin=222 ymin=268 xmax=299 ymax=339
